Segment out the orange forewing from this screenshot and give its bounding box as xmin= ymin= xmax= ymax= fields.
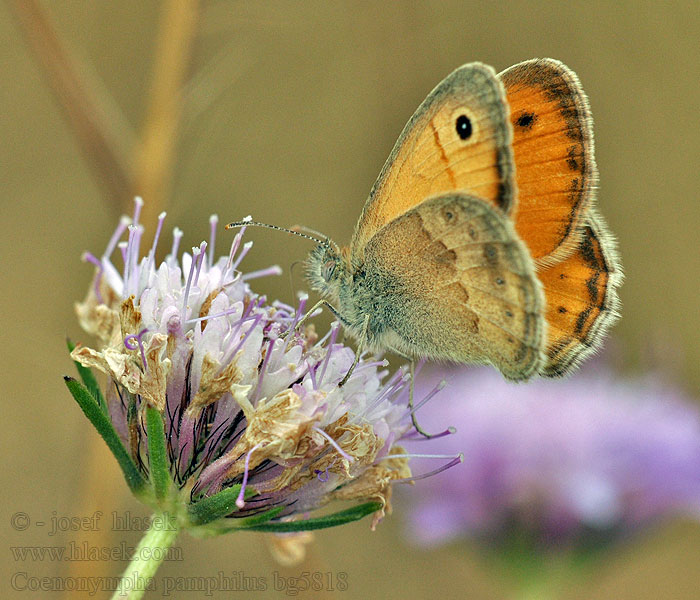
xmin=500 ymin=59 xmax=597 ymax=266
xmin=352 ymin=63 xmax=515 ymax=254
xmin=537 ymin=212 xmax=621 ymax=376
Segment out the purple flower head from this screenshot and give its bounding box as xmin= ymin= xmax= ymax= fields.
xmin=404 ymin=363 xmax=700 ymax=549
xmin=69 ymin=199 xmax=455 ymax=533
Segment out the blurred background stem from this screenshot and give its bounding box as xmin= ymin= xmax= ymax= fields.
xmin=9 ymin=0 xmax=200 ymax=225
xmin=8 ymin=0 xmax=135 ymax=211
xmin=134 ymin=0 xmax=200 ymax=225
xmin=10 ymin=1 xmax=200 ymax=595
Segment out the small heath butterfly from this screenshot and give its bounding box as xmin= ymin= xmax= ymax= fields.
xmin=229 ymin=59 xmax=622 ymax=386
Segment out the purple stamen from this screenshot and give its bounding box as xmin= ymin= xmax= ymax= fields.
xmin=318 ymin=323 xmax=340 ymax=385
xmin=82 ymin=252 xmax=102 ymax=268
xmin=312 ymin=426 xmax=354 ymax=463
xmin=131 ymin=225 xmax=144 ymax=297
xmin=122 ymin=224 xmax=144 ymax=298
xmin=240 ymin=294 xmax=262 ymax=322
xmin=225 ymin=296 xmax=266 ymax=347
xmin=231 ymin=241 xmax=253 ymax=272
xmin=380 ymin=452 xmax=459 ymax=461
xmin=282 ymin=295 xmax=308 ymax=353
xmin=256 ymin=295 xmax=268 ymax=310
xmin=392 ymin=454 xmax=464 ymax=484
xmin=124 ymin=328 xmax=150 ymax=372
xmin=315 ymin=466 xmax=330 ymax=482
xmin=349 ymin=368 xmax=409 ymax=425
xmin=122 ymin=225 xmax=138 ymax=296
xmin=193 ymin=242 xmax=207 ymax=287
xmin=292 ymin=294 xmax=308 ymax=326
xmin=104 ymin=215 xmax=131 ymax=260
xmin=351 ymin=358 xmax=390 ymax=376
xmin=241 ymin=265 xmax=282 ymax=281
xmin=170 ymin=227 xmax=183 ymax=260
xmin=132 ymin=196 xmax=144 ymax=227
xmin=410 ymin=379 xmax=447 ymax=415
xmin=222 ymin=314 xmax=263 ymax=366
xmin=307 ymin=358 xmax=318 ymax=391
xmin=224 ymin=227 xmax=246 ymax=274
xmin=272 ymin=298 xmax=295 ymax=314
xmin=186 ymin=305 xmax=243 ymax=325
xmin=208 ymin=215 xmax=218 ymax=268
xmin=311 ymin=321 xmax=336 ymax=351
xmin=118 ymin=241 xmax=128 ymax=267
xmin=181 ymin=246 xmax=201 ymax=324
xmin=147 ymin=212 xmax=167 ymax=273
xmin=82 ymin=252 xmax=105 ymax=304
xmin=236 ymin=442 xmax=264 ymax=508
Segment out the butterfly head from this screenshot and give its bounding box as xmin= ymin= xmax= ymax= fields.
xmin=224 ymin=219 xmax=347 ymax=300
xmin=306 ymin=240 xmax=347 ymax=301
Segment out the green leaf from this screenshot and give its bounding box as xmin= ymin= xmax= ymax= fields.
xmin=145 ymin=406 xmax=170 ymax=501
xmin=234 ymin=506 xmax=284 ymax=527
xmin=209 ymin=506 xmax=286 ymax=535
xmin=187 ymin=485 xmax=244 ymax=526
xmin=238 ymin=502 xmax=383 ymax=532
xmin=64 ymin=376 xmax=146 ymax=494
xmin=66 ymin=339 xmax=106 ymax=413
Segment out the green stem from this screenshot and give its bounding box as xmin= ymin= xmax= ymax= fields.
xmin=111 ymin=512 xmax=179 ymax=600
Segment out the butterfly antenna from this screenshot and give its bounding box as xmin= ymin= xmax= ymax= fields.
xmin=225 ymin=218 xmax=327 ymax=245
xmin=293 ymin=224 xmax=327 ymax=239
xmin=293 ymin=224 xmax=342 ymax=254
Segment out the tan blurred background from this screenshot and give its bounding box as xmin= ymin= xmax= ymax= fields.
xmin=2 ymin=1 xmax=700 ymax=598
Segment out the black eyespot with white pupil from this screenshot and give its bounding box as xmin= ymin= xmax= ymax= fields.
xmin=456 ymin=114 xmax=472 ymax=140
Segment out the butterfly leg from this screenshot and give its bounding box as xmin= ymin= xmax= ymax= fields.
xmin=408 ymin=359 xmax=441 ymax=439
xmin=383 ymin=346 xmax=441 ymax=438
xmin=285 ymin=299 xmax=341 ymax=338
xmin=338 ymin=313 xmax=370 ymax=387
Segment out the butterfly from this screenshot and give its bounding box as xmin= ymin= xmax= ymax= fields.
xmin=230 ymin=58 xmax=622 ymax=391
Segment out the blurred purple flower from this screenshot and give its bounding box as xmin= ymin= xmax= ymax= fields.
xmin=404 ymin=363 xmax=700 ymax=549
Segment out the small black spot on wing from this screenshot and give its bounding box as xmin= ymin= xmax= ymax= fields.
xmin=441 ymin=205 xmax=457 ymax=224
xmin=483 ymin=243 xmax=498 ymax=267
xmin=516 ymin=111 xmax=537 ymax=129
